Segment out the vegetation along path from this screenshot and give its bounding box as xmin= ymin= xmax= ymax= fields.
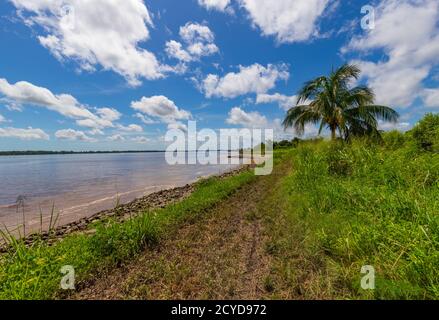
xmin=73 ymin=154 xmax=293 ymax=299
xmin=3 ymin=114 xmax=437 ymax=300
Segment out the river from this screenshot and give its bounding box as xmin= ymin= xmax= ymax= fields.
xmin=0 ymin=152 xmax=238 ymax=235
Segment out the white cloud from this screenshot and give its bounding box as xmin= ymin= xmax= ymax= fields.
xmin=134 ymin=112 xmax=157 ymax=125
xmin=107 ymin=134 xmax=125 ymax=142
xmin=421 ymin=88 xmax=439 ymax=108
xmin=226 ymin=106 xmax=268 ymax=128
xmin=256 ymin=93 xmax=298 ymax=110
xmin=180 ymin=22 xmax=215 ymax=44
xmin=0 ymin=127 xmax=49 ymax=140
xmin=166 ymin=23 xmax=218 ymax=63
xmin=239 ymin=0 xmax=330 ymax=43
xmin=131 ymin=136 xmax=149 ymax=144
xmin=55 ymin=129 xmax=96 ymax=142
xmin=0 ymin=78 xmax=119 ymax=129
xmin=0 ymin=114 xmax=6 ymax=123
xmin=225 ymin=107 xmax=319 ymax=140
xmin=345 ymin=0 xmax=439 ymax=108
xmin=88 ymin=128 xmax=104 ymax=136
xmin=378 ymin=121 xmax=411 ymax=132
xmin=96 ymin=108 xmax=122 ymax=122
xmin=116 ymin=124 xmax=143 ymax=132
xmin=165 ymin=40 xmax=193 ymax=63
xmin=198 ymin=0 xmax=231 ymax=12
xmin=11 ymin=0 xmax=165 ymax=86
xmin=131 ymin=95 xmax=191 ymax=124
xmin=167 ymin=121 xmax=188 ymax=132
xmin=0 ymin=78 xmax=95 ymax=119
xmin=201 ymin=63 xmax=289 ymax=98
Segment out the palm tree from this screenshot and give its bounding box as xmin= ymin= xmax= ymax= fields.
xmin=283 ymin=64 xmax=399 ymax=141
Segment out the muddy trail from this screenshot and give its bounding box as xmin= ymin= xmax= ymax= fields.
xmin=72 ymin=159 xmax=292 ymax=300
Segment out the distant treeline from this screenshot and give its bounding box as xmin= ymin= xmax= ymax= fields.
xmin=0 ymin=150 xmax=164 ymax=156
xmin=273 ymin=137 xmax=303 ymax=149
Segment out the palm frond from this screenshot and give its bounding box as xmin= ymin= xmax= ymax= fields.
xmin=284 ymin=64 xmax=399 ymax=140
xmin=296 ymin=76 xmax=327 ymax=104
xmin=361 ymin=105 xmax=400 ymax=122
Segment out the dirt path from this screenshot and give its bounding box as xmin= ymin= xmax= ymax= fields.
xmin=72 ymin=159 xmax=291 ymax=300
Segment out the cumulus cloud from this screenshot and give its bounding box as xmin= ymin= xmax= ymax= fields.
xmin=131 ymin=136 xmax=149 ymax=144
xmin=201 ymin=63 xmax=289 ymax=98
xmin=116 ymin=124 xmax=143 ymax=132
xmin=225 ymin=107 xmax=319 ymax=140
xmin=344 ymin=0 xmax=439 ymax=108
xmin=167 ymin=121 xmax=188 ymax=132
xmin=198 ymin=0 xmax=231 ymax=12
xmin=0 ymin=78 xmax=120 ymax=129
xmin=131 ymin=95 xmax=191 ymax=126
xmin=226 ymin=107 xmax=268 ymax=128
xmin=88 ymin=128 xmax=104 ymax=136
xmin=0 ymin=114 xmax=6 ymax=123
xmin=197 ymin=0 xmax=330 ymax=42
xmin=421 ymin=88 xmax=439 ymax=108
xmin=0 ymin=127 xmax=49 ymax=140
xmin=107 ymin=134 xmax=125 ymax=142
xmin=378 ymin=121 xmax=411 ymax=132
xmin=165 ymin=23 xmax=218 ymax=63
xmin=10 ymin=0 xmax=165 ymax=86
xmin=55 ymin=129 xmax=96 ymax=142
xmin=134 ymin=113 xmax=157 ymax=125
xmin=239 ymin=0 xmax=329 ymax=43
xmin=96 ymin=108 xmax=122 ymax=122
xmin=165 ymin=40 xmax=193 ymax=63
xmin=256 ymin=93 xmax=299 ymax=110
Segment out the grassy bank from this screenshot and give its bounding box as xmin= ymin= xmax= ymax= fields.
xmin=263 ymin=116 xmax=439 ymax=299
xmin=1 ymin=114 xmax=438 ymax=300
xmin=0 ymin=169 xmax=256 ymax=299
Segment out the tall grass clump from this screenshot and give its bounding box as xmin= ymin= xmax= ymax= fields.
xmin=0 ymin=170 xmax=256 ymax=300
xmin=286 ymin=114 xmax=439 ymax=299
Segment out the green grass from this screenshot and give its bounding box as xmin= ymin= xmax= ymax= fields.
xmin=273 ymin=137 xmax=439 ymax=299
xmin=0 ymin=169 xmax=256 ymax=300
xmin=1 ymin=114 xmax=438 ymax=300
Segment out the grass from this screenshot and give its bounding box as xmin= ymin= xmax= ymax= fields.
xmin=0 ymin=169 xmax=256 ymax=300
xmin=1 ymin=114 xmax=438 ymax=300
xmin=261 ymin=134 xmax=438 ymax=299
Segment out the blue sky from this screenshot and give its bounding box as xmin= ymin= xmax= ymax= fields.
xmin=0 ymin=0 xmax=438 ymax=151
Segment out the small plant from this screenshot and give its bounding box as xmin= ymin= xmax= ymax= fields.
xmin=15 ymin=195 xmax=27 ymax=237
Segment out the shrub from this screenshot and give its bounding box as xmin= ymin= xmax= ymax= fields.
xmin=410 ymin=113 xmax=439 ymax=152
xmin=383 ymin=130 xmax=406 ymax=150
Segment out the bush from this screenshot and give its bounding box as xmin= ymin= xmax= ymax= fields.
xmin=410 ymin=113 xmax=439 ymax=152
xmin=383 ymin=130 xmax=406 ymax=150
xmin=326 ymin=142 xmax=352 ymax=176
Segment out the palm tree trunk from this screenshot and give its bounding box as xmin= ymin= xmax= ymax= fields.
xmin=331 ymin=127 xmax=337 ymax=141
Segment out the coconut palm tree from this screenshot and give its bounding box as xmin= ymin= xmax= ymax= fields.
xmin=283 ymin=64 xmax=399 ymax=141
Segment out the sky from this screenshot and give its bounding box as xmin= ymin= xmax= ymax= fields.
xmin=0 ymin=0 xmax=438 ymax=151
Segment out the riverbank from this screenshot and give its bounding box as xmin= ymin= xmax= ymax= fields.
xmin=0 ymin=152 xmax=241 ymax=240
xmin=1 ymin=124 xmax=438 ymax=299
xmin=0 ymin=163 xmax=258 ymax=299
xmin=70 ymin=136 xmax=439 ymax=300
xmin=0 ymin=165 xmax=251 ymax=252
